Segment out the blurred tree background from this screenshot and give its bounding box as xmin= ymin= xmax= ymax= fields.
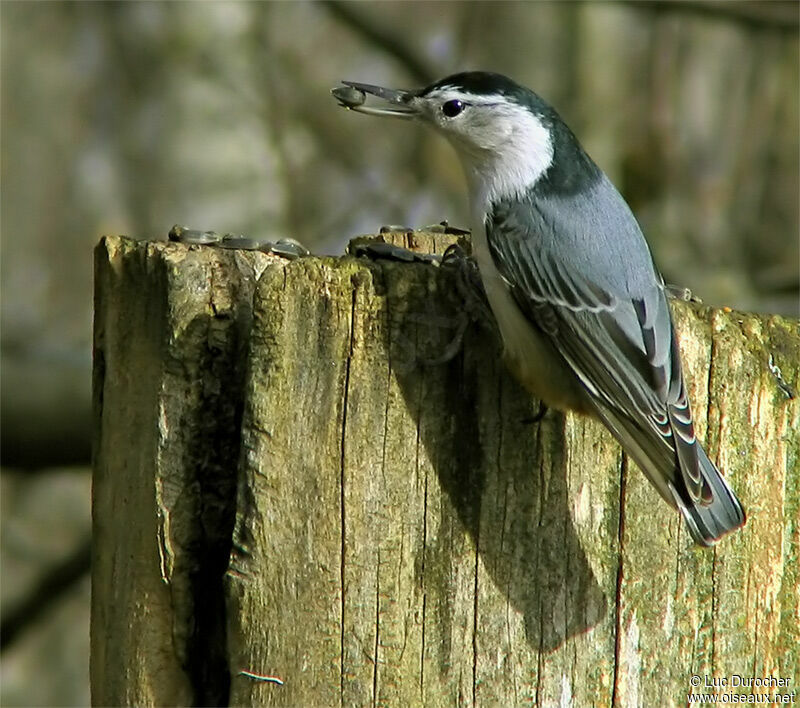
xmin=1 ymin=1 xmax=797 ymax=705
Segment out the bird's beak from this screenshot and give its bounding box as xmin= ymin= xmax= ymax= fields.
xmin=331 ymin=81 xmax=417 ymax=119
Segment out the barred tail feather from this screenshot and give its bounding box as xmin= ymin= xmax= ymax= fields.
xmin=588 ymin=398 xmax=746 ymax=546
xmin=671 ymin=444 xmax=746 ymax=546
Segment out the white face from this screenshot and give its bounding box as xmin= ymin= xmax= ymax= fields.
xmin=408 ymin=88 xmax=555 ymax=204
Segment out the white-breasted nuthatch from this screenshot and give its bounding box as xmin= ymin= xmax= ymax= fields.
xmin=333 ymin=72 xmax=745 ymax=545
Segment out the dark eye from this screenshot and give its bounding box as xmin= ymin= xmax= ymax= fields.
xmin=442 ymin=100 xmax=465 ymax=118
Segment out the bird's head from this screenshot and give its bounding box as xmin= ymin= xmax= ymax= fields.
xmin=333 ymin=71 xmax=584 ymax=201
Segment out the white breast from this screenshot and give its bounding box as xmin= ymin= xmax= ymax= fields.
xmin=469 ymin=211 xmax=590 ymax=413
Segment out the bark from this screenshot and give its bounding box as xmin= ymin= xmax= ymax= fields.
xmin=92 ymin=234 xmax=799 ymax=707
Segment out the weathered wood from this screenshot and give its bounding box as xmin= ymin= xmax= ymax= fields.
xmin=92 ymin=234 xmax=799 ymax=707
xmin=92 ymin=237 xmax=277 ymax=706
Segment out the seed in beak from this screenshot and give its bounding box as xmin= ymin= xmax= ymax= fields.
xmin=331 ymin=86 xmax=366 ymax=109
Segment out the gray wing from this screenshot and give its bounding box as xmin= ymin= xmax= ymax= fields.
xmin=486 ymin=186 xmax=744 ymax=543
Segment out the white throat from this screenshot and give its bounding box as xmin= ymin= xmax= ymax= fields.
xmin=452 ymin=106 xmax=554 ymax=211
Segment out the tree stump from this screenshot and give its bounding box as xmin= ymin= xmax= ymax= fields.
xmin=92 ymin=234 xmax=799 ymax=707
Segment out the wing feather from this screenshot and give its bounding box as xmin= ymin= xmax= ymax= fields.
xmin=486 ymin=195 xmax=709 ymax=507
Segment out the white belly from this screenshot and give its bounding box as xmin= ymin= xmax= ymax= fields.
xmin=470 ymin=219 xmax=589 ymax=413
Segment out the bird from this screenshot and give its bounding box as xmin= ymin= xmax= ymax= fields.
xmin=332 ymin=71 xmax=745 ymax=545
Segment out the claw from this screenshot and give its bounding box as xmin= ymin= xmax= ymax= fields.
xmin=522 ymin=402 xmax=549 ymax=424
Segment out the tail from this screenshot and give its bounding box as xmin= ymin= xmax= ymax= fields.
xmin=670 ymin=443 xmax=746 ymax=546
xmin=589 ymin=398 xmax=746 ymax=546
